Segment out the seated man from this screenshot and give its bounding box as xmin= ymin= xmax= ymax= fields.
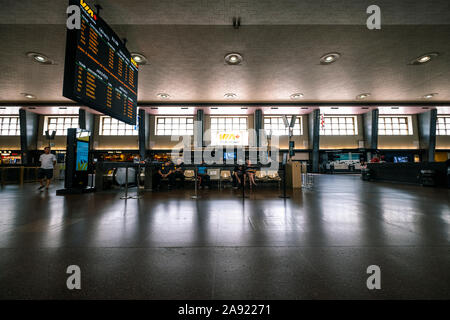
xmin=172 ymin=158 xmax=185 ymax=188
xmin=153 ymin=160 xmax=175 ymax=190
xmin=232 ymin=163 xmax=246 ymax=189
xmin=197 ymin=162 xmax=210 ymax=189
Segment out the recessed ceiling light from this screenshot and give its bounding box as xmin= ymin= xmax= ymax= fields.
xmin=410 ymin=52 xmax=439 ymax=65
xmin=301 ymin=107 xmax=309 ymax=109
xmin=331 ymin=107 xmax=339 ymax=109
xmin=361 ymin=107 xmax=369 ymax=109
xmin=423 ymin=93 xmax=438 ymax=99
xmin=224 ymin=52 xmax=243 ymax=65
xmin=224 ymin=93 xmax=237 ymax=99
xmin=26 ymin=52 xmax=52 ymax=64
xmin=211 ymin=107 xmax=218 ymax=109
xmin=290 ymin=93 xmax=304 ymax=100
xmin=157 ymin=93 xmax=170 ymax=99
xmin=320 ymin=52 xmax=341 ymax=65
xmin=22 ymin=93 xmax=36 ymax=99
xmin=271 ymin=107 xmax=278 ymax=109
xmin=391 ymin=107 xmax=399 ymax=109
xmin=130 ymin=53 xmax=148 ymax=65
xmin=150 ymin=107 xmax=158 ymax=109
xmin=356 ymin=93 xmax=371 ymax=99
xmin=241 ymin=107 xmax=248 ymax=110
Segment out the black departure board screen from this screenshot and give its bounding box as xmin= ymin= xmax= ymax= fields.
xmin=63 ymin=0 xmax=138 ymax=125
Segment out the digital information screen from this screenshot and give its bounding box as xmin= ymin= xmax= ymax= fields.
xmin=76 ymin=140 xmax=89 ymax=171
xmin=63 ymin=0 xmax=139 ymax=125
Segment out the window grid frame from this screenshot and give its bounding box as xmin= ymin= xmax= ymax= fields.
xmin=154 ymin=116 xmax=194 ymax=136
xmin=263 ymin=116 xmax=303 ymax=136
xmin=437 ymin=116 xmax=450 ymax=136
xmin=210 ymin=116 xmax=249 ymax=146
xmin=378 ymin=116 xmax=413 ymax=136
xmin=0 ymin=116 xmax=21 ymax=136
xmin=100 ymin=116 xmax=138 ymax=136
xmin=319 ymin=115 xmax=358 ymax=136
xmin=210 ymin=116 xmax=248 ymax=134
xmin=44 ymin=116 xmax=79 ymax=136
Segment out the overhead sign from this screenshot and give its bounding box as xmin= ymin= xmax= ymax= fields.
xmin=63 ymin=0 xmax=138 ymax=125
xmin=211 ymin=131 xmax=248 ymax=146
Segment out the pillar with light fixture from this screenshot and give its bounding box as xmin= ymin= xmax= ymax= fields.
xmin=363 ymin=109 xmax=379 ymax=155
xmin=19 ymin=108 xmax=39 ymax=165
xmin=309 ymin=110 xmax=321 ymax=173
xmin=195 ymin=109 xmax=204 ymax=149
xmin=78 ymin=109 xmax=95 ymax=145
xmin=138 ymin=108 xmax=150 ymax=159
xmin=254 ymin=109 xmax=263 ymax=148
xmin=418 ymin=109 xmax=438 ymax=162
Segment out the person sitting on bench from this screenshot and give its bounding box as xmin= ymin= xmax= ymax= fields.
xmin=197 ymin=162 xmax=210 ymax=189
xmin=232 ymin=163 xmax=246 ymax=189
xmin=245 ymin=159 xmax=257 ymax=188
xmin=153 ymin=160 xmax=175 ymax=190
xmin=173 ymin=158 xmax=185 ymax=188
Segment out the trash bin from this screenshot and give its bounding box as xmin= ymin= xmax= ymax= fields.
xmin=419 ymin=169 xmax=436 ymax=187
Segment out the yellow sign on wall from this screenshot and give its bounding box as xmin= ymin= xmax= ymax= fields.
xmin=211 ymin=131 xmax=248 ymax=146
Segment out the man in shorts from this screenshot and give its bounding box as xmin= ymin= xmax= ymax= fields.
xmin=38 ymin=147 xmax=57 ymax=190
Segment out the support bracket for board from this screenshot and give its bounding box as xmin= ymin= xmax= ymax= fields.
xmin=122 ymin=38 xmax=128 ymax=48
xmin=95 ymin=4 xmax=102 ymax=17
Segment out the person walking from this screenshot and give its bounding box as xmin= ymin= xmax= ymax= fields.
xmin=38 ymin=146 xmax=57 ymax=191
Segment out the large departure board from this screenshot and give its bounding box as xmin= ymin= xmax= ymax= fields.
xmin=63 ymin=0 xmax=138 ymax=125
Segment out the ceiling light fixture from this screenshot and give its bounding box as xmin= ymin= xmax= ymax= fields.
xmin=410 ymin=52 xmax=439 ymax=65
xmin=331 ymin=107 xmax=339 ymax=109
xmin=224 ymin=93 xmax=237 ymax=99
xmin=271 ymin=107 xmax=278 ymax=109
xmin=150 ymin=107 xmax=158 ymax=109
xmin=423 ymin=93 xmax=438 ymax=99
xmin=26 ymin=52 xmax=53 ymax=65
xmin=391 ymin=107 xmax=399 ymax=109
xmin=157 ymin=93 xmax=170 ymax=99
xmin=290 ymin=93 xmax=304 ymax=100
xmin=224 ymin=52 xmax=243 ymax=65
xmin=130 ymin=53 xmax=148 ymax=65
xmin=356 ymin=93 xmax=371 ymax=99
xmin=301 ymin=107 xmax=309 ymax=109
xmin=22 ymin=93 xmax=36 ymax=99
xmin=320 ymin=52 xmax=341 ymax=65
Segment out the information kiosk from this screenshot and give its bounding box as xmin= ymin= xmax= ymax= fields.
xmin=57 ymin=128 xmax=94 ymax=195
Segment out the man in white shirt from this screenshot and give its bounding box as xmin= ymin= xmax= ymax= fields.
xmin=38 ymin=147 xmax=57 ymax=190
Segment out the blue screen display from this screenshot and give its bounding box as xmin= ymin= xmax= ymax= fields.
xmin=76 ymin=141 xmax=89 ymax=171
xmin=224 ymin=152 xmax=236 ymax=161
xmin=394 ymin=156 xmax=408 ymax=163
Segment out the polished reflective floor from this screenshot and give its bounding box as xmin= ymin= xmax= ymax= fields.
xmin=0 ymin=175 xmax=449 ymax=299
